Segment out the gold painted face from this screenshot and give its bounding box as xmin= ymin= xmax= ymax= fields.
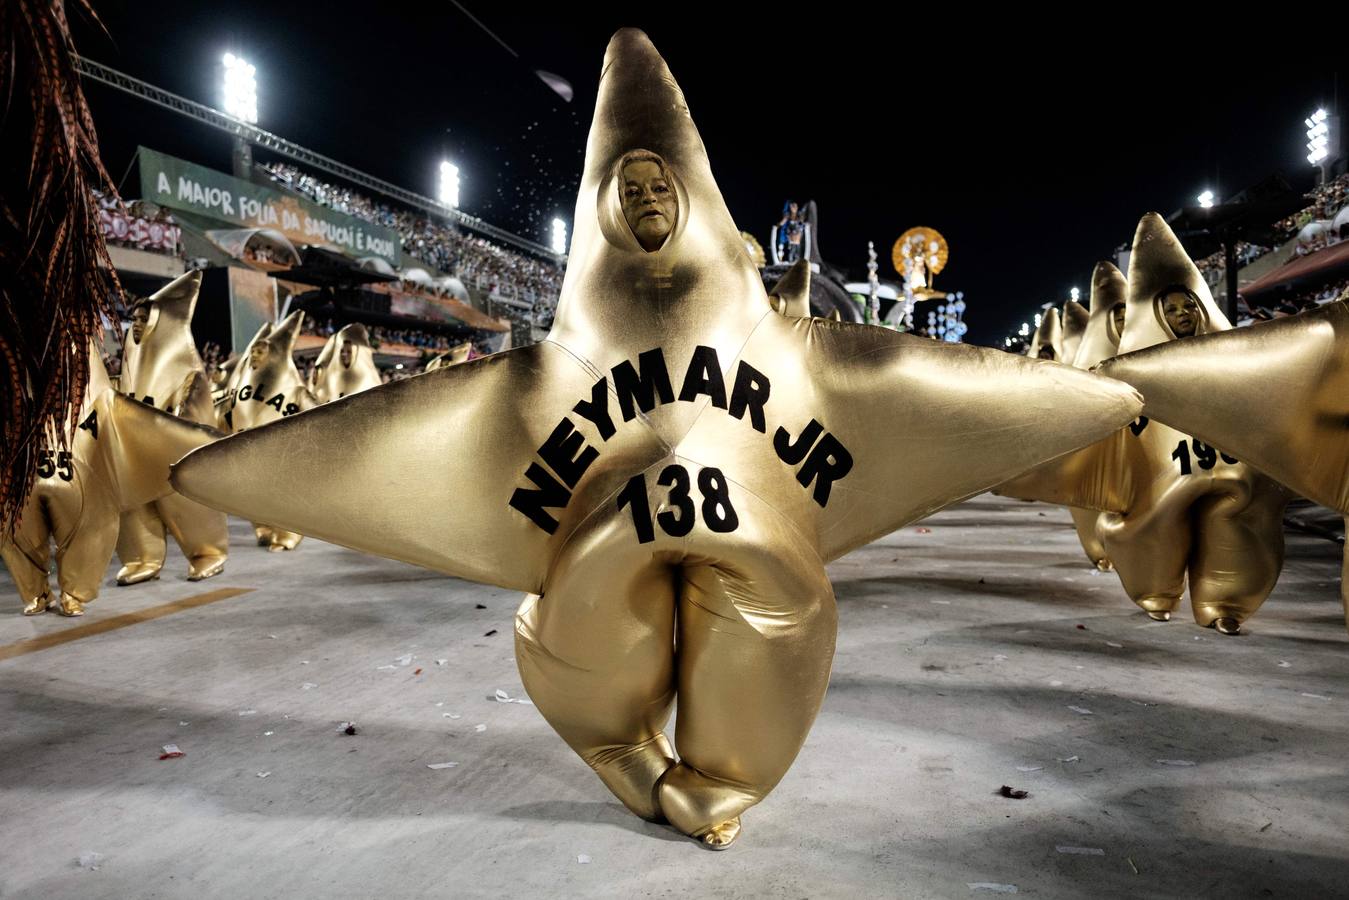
xmin=1037 ymin=346 xmax=1057 ymax=360
xmin=620 ymin=158 xmax=677 ymax=251
xmin=249 ymin=339 xmax=272 ymax=369
xmin=1111 ymin=303 xmax=1126 ymax=340
xmin=1160 ymin=290 xmax=1200 ymax=338
xmin=130 ymin=306 xmax=150 ymax=344
xmin=339 ymin=340 xmax=354 ymax=369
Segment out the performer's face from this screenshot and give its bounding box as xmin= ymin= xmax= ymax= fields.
xmin=1111 ymin=303 xmax=1126 ymax=339
xmin=339 ymin=341 xmax=353 ymax=369
xmin=130 ymin=306 xmax=150 ymax=344
xmin=249 ymin=340 xmax=271 ymax=369
xmin=1161 ymin=291 xmax=1200 ymax=337
xmin=1037 ymin=346 xmax=1056 ymax=360
xmin=621 ymin=160 xmax=677 ymax=251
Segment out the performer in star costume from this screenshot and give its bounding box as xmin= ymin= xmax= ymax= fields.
xmin=309 ymin=322 xmax=382 ymax=403
xmin=1100 ymin=291 xmax=1349 ymax=631
xmin=1026 ymin=307 xmax=1064 ymax=360
xmin=172 ymin=29 xmax=1141 ymax=847
xmin=115 ymin=270 xmax=229 ymax=584
xmin=1061 ymin=298 xmax=1090 ymax=365
xmin=2 ymin=346 xmax=221 ymax=616
xmin=222 ymin=312 xmax=312 ymax=551
xmin=1004 ymin=216 xmax=1290 ymax=633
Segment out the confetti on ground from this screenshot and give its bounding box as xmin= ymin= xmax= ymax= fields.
xmin=1301 ymin=693 xmax=1330 ymax=700
xmin=1156 ymin=759 xmax=1195 ymax=767
xmin=484 ymin=630 xmax=498 ymax=637
xmin=1015 ymin=766 xmax=1042 ymax=772
xmin=268 ymin=634 xmax=278 ymax=640
xmin=1056 ymin=846 xmax=1105 ymax=856
xmin=475 ymin=724 xmax=487 ymax=733
xmin=1127 ymin=857 xmax=1139 ymax=874
xmin=301 ymin=683 xmax=317 ymax=690
xmin=968 ymin=883 xmax=1017 ymax=893
xmin=1067 ymin=706 xmax=1093 ymax=715
xmin=338 ymin=722 xmax=359 ymax=736
xmin=178 ymin=721 xmax=189 ymax=726
xmin=1105 ymin=642 xmax=1123 ymax=648
xmin=257 ymin=772 xmax=270 ymax=778
xmin=997 ymin=786 xmax=1028 ymax=799
xmin=263 ymin=731 xmax=274 ymax=736
xmin=396 ymin=654 xmax=413 ymax=667
xmin=915 ymin=527 xmax=931 ymax=534
xmin=1050 ymin=680 xmax=1064 ymax=687
xmin=414 ymin=668 xmax=423 ymax=675
xmin=77 ymin=851 xmax=104 ymax=870
xmin=443 ymin=713 xmax=462 ymax=719
xmin=436 ymin=659 xmax=448 ymax=666
xmin=1278 ymin=661 xmax=1291 ymax=668
xmin=427 ymin=762 xmax=458 ymax=770
xmin=577 ymin=854 xmax=591 ymax=864
xmin=993 ymin=655 xmax=1008 ymax=661
xmin=377 ymin=665 xmax=396 ymax=671
xmin=1058 ymin=756 xmax=1080 ymax=763
xmin=238 ymin=710 xmax=257 ymax=717
xmin=159 ymin=744 xmax=184 ymax=760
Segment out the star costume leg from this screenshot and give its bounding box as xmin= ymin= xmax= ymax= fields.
xmin=115 ymin=503 xmax=167 ymax=585
xmin=515 ymin=493 xmax=678 ymax=822
xmin=2 ymin=504 xmax=53 ymax=614
xmin=157 ymin=493 xmax=228 ymax=579
xmin=1188 ymin=478 xmax=1287 ymax=630
xmin=46 ymin=471 xmax=119 ymax=616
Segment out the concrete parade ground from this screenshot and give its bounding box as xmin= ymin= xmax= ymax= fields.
xmin=1 ymin=496 xmax=1347 ymax=899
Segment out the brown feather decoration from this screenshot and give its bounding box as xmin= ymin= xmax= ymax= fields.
xmin=0 ymin=0 xmax=122 ymax=532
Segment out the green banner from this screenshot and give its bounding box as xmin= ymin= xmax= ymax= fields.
xmin=138 ymin=146 xmax=401 ymax=265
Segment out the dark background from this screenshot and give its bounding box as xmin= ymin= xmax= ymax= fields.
xmin=75 ymin=4 xmax=1341 ymax=344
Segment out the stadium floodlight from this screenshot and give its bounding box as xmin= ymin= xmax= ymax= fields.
xmin=1198 ymin=190 xmax=1215 ymax=208
xmin=551 ymin=217 xmax=567 ymax=255
xmin=1069 ymin=287 xmax=1080 ymax=302
xmin=1306 ymin=108 xmax=1330 ymax=165
xmin=438 ymin=161 xmax=460 ymax=209
xmin=221 ymin=53 xmax=258 ymax=124
xmin=1034 ymin=312 xmax=1042 ymax=327
xmin=1018 ymin=322 xmax=1030 ymax=337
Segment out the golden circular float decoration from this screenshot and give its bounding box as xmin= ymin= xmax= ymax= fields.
xmin=892 ymin=227 xmax=949 ymax=281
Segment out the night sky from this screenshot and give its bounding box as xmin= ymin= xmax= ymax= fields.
xmin=75 ymin=5 xmax=1340 ymax=344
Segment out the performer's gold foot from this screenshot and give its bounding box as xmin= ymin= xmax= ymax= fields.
xmin=115 ymin=562 xmax=161 ymax=586
xmin=57 ymin=594 xmax=85 ymax=617
xmin=1095 ymin=559 xmax=1114 ymax=572
xmin=1147 ymin=610 xmax=1171 ymax=622
xmin=1212 ymin=616 xmax=1241 ymax=635
xmin=187 ymin=556 xmax=226 ymax=580
xmin=22 ymin=593 xmax=53 ymax=615
xmin=697 ymin=817 xmax=742 ymax=850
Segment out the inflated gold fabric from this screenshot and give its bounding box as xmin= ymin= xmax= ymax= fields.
xmin=310 ymin=322 xmax=382 ymax=403
xmin=768 ymin=259 xmax=812 ymax=318
xmin=116 ymin=270 xmax=228 ymax=584
xmin=2 ymin=348 xmax=222 ymax=616
xmin=1061 ymin=299 xmax=1090 ymax=365
xmin=1008 ymin=216 xmax=1289 ymax=632
xmin=221 ymin=312 xmax=312 ymax=551
xmin=1100 ymin=297 xmax=1349 ymax=629
xmin=423 ymin=342 xmax=474 ymax=372
xmin=173 ymin=29 xmax=1142 ymax=847
xmin=1026 ymin=307 xmax=1064 ymax=361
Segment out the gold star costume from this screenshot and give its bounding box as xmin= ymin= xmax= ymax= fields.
xmin=1100 ymin=295 xmax=1349 ymax=630
xmin=1000 ymin=266 xmax=1127 ymax=569
xmin=2 ymin=347 xmax=221 ymax=616
xmin=310 ymin=322 xmax=382 ymax=403
xmin=172 ymin=30 xmax=1141 ymax=847
xmin=115 ymin=270 xmax=229 ymax=584
xmin=1004 ymin=216 xmax=1289 ymax=633
xmin=222 ymin=312 xmax=313 ymax=551
xmin=1061 ymin=299 xmax=1090 ymax=365
xmin=1026 ymin=307 xmax=1064 ymax=360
